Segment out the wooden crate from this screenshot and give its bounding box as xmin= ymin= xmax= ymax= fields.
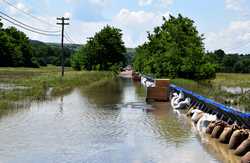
xmin=146 ymin=87 xmax=169 ymax=102
xmin=155 ymin=79 xmax=170 ymax=87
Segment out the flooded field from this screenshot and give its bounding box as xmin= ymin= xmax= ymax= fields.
xmin=0 ymin=78 xmax=240 ymax=163
xmin=172 ymin=74 xmax=250 ymax=113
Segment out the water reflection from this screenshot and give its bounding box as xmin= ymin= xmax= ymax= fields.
xmin=80 ymin=78 xmax=123 ymax=107
xmin=0 ymin=78 xmax=240 ymax=163
xmin=151 ymin=102 xmax=191 ymax=144
xmin=221 ymin=86 xmax=250 ymax=94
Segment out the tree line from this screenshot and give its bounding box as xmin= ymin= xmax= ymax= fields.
xmin=206 ymin=49 xmax=250 ymax=73
xmin=0 ymin=18 xmax=79 ymax=68
xmin=1 ymin=16 xmax=249 ymax=79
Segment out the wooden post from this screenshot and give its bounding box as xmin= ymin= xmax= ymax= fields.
xmin=57 ymin=17 xmax=69 ymax=77
xmin=146 ymin=79 xmax=170 ymax=102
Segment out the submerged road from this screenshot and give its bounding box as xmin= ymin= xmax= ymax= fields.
xmin=0 ymin=78 xmax=240 ymax=163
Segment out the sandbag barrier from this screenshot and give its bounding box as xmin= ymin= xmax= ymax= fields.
xmin=180 ymin=99 xmax=250 ymax=160
xmin=141 ymin=75 xmax=155 ymax=83
xmin=170 ymin=84 xmax=250 ymax=129
xmin=170 ymin=85 xmax=250 ymax=163
xmin=136 ymin=74 xmax=250 ymax=161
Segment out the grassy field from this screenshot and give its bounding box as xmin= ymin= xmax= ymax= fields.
xmin=1 ymin=68 xmax=249 ymax=112
xmin=0 ymin=66 xmax=114 ymax=110
xmin=172 ymin=73 xmax=250 ymax=112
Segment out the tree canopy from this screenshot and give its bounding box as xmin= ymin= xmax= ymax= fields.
xmin=71 ymin=25 xmax=126 ymax=71
xmin=133 ymin=14 xmax=217 ymax=80
xmin=0 ymin=18 xmax=79 ymax=68
xmin=206 ymin=49 xmax=250 ymax=73
xmin=0 ymin=19 xmax=36 ymax=67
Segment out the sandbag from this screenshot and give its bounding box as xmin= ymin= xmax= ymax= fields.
xmin=192 ymin=112 xmax=204 ymax=124
xmin=211 ymin=125 xmax=225 ymax=138
xmin=229 ymin=130 xmax=249 ymax=149
xmin=234 ymin=137 xmax=250 ymax=156
xmin=241 ymin=151 xmax=250 ymax=163
xmin=206 ymin=122 xmax=216 ymax=134
xmin=219 ymin=125 xmax=240 ymax=144
xmin=186 ymin=107 xmax=195 ymax=117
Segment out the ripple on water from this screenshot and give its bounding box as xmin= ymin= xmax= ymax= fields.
xmin=0 ymin=79 xmax=240 ymax=163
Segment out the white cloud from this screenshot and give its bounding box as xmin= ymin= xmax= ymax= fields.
xmin=205 ymin=20 xmax=250 ymax=53
xmin=2 ymin=6 xmax=169 ymax=48
xmin=138 ymin=0 xmax=174 ymax=7
xmin=65 ymin=0 xmax=77 ymax=3
xmin=113 ymin=9 xmax=169 ymax=47
xmin=64 ymin=12 xmax=72 ymax=18
xmin=114 ymin=9 xmax=157 ymax=28
xmin=225 ymin=0 xmax=243 ymax=11
xmin=160 ymin=0 xmax=173 ymax=7
xmin=63 ymin=9 xmax=169 ymax=47
xmin=138 ymin=0 xmax=153 ymax=6
xmin=224 ymin=0 xmax=249 ymax=16
xmin=9 ymin=2 xmax=30 ymax=15
xmin=88 ymin=0 xmax=111 ymax=7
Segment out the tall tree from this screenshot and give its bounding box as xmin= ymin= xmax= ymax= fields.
xmin=72 ymin=25 xmax=126 ymax=71
xmin=0 ymin=19 xmax=39 ymax=67
xmin=133 ymin=14 xmax=217 ymax=80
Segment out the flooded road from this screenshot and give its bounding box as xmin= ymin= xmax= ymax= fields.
xmin=0 ymin=78 xmax=240 ymax=163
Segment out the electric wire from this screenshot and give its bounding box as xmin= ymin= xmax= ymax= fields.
xmin=0 ymin=15 xmax=60 ymax=36
xmin=65 ymin=32 xmax=77 ymax=44
xmin=2 ymin=0 xmax=60 ymax=31
xmin=0 ymin=11 xmax=60 ymax=34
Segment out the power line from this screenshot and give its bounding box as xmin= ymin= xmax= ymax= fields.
xmin=64 ymin=36 xmax=74 ymax=44
xmin=0 ymin=15 xmax=60 ymax=36
xmin=0 ymin=11 xmax=60 ymax=34
xmin=65 ymin=32 xmax=77 ymax=44
xmin=2 ymin=0 xmax=60 ymax=31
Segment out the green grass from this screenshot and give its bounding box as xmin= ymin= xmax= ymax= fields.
xmin=172 ymin=73 xmax=250 ymax=112
xmin=212 ymin=73 xmax=250 ymax=87
xmin=0 ymin=66 xmax=114 ymax=110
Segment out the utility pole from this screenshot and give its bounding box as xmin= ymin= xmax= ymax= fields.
xmin=57 ymin=17 xmax=69 ymax=77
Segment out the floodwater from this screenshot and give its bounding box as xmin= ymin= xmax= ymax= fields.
xmin=221 ymin=86 xmax=250 ymax=94
xmin=0 ymin=78 xmax=240 ymax=163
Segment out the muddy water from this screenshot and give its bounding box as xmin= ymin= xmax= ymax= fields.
xmin=0 ymin=78 xmax=240 ymax=163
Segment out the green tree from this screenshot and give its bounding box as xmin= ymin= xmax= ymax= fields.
xmin=221 ymin=54 xmax=239 ymax=72
xmin=71 ymin=47 xmax=85 ymax=70
xmin=0 ymin=19 xmax=38 ymax=67
xmin=233 ymin=59 xmax=250 ymax=73
xmin=133 ymin=14 xmax=216 ymax=80
xmin=76 ymin=25 xmax=126 ymax=71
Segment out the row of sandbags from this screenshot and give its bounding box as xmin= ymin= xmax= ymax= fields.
xmin=140 ymin=76 xmax=155 ymax=88
xmin=186 ymin=108 xmax=250 ymax=163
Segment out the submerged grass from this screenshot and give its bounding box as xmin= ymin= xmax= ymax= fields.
xmin=172 ymin=73 xmax=250 ymax=112
xmin=0 ymin=66 xmax=114 ymax=110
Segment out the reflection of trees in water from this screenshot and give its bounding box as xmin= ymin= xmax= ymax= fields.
xmin=134 ymin=82 xmax=146 ymax=98
xmin=80 ymin=78 xmax=123 ymax=107
xmin=0 ymin=100 xmax=32 ymax=119
xmin=151 ymin=103 xmax=192 ymax=145
xmin=198 ymin=135 xmax=240 ymax=163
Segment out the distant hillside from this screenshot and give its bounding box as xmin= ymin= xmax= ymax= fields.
xmin=29 ymin=40 xmax=81 ymax=67
xmin=47 ymin=42 xmax=82 ymax=52
xmin=30 ymin=40 xmax=82 ymax=52
xmin=125 ymin=48 xmax=136 ymax=65
xmin=30 ymin=40 xmax=136 ymax=67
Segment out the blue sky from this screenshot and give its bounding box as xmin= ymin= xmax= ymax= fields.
xmin=0 ymin=0 xmax=250 ymax=53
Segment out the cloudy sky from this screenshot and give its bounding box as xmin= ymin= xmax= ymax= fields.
xmin=0 ymin=0 xmax=250 ymax=53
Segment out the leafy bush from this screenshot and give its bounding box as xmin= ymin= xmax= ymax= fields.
xmin=71 ymin=52 xmax=84 ymax=71
xmin=73 ymin=25 xmax=126 ymax=71
xmin=133 ymin=14 xmax=217 ymax=80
